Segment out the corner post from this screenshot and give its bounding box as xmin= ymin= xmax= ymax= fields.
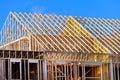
xmin=43 ymin=51 xmax=47 ymax=80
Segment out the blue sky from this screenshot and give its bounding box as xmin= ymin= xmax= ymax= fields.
xmin=0 ymin=0 xmax=120 ymax=30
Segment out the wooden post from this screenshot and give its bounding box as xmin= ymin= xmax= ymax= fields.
xmin=0 ymin=60 xmax=5 ymax=80
xmin=109 ymin=57 xmax=113 ymax=80
xmin=29 ymin=35 xmax=31 ymax=51
xmin=20 ymin=60 xmax=22 ymax=80
xmin=43 ymin=52 xmax=47 ymax=80
xmin=24 ymin=60 xmax=26 ymax=80
xmin=82 ymin=63 xmax=85 ymax=80
xmin=43 ymin=59 xmax=47 ymax=80
xmin=8 ymin=59 xmax=11 ymax=80
xmin=73 ymin=62 xmax=77 ymax=80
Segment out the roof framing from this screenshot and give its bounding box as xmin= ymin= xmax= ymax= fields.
xmin=0 ymin=12 xmax=120 ymax=54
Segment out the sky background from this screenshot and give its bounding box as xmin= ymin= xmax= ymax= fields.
xmin=0 ymin=0 xmax=120 ymax=30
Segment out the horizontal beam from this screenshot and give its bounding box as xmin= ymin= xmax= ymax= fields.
xmin=0 ymin=50 xmax=119 ymax=62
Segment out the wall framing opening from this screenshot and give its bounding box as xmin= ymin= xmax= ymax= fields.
xmin=28 ymin=59 xmax=39 ymax=80
xmin=10 ymin=59 xmax=22 ymax=80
